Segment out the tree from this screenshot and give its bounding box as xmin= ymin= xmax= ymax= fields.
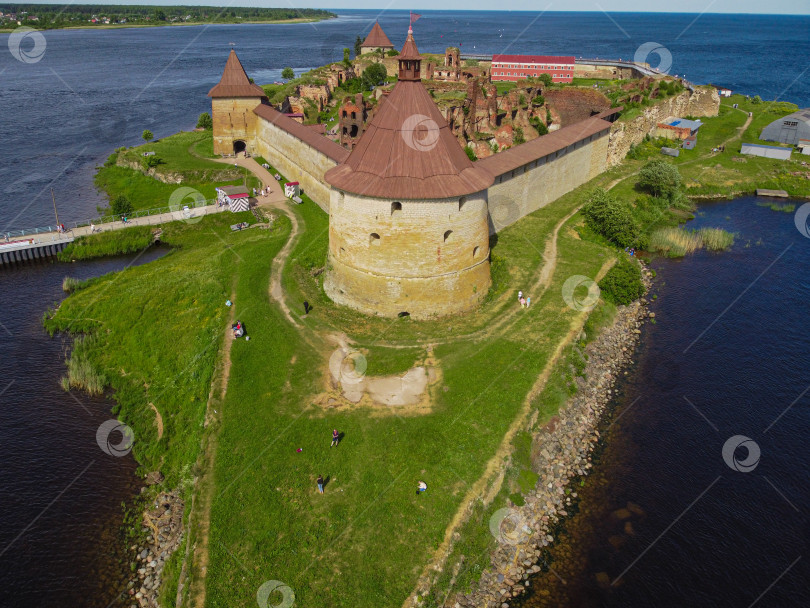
xmin=362 ymin=63 xmax=387 ymax=89
xmin=513 ymin=126 xmax=525 ymax=145
xmin=153 ymin=8 xmax=165 ymax=21
xmin=637 ymin=158 xmax=682 ymax=200
xmin=196 ymin=112 xmax=212 ymax=130
xmin=751 ymin=95 xmax=762 ymax=104
xmin=354 ymin=35 xmax=363 ymax=57
xmin=538 ymin=73 xmax=553 ymax=87
xmin=142 ymin=130 xmax=153 ymax=143
xmin=581 ymin=188 xmax=645 ymax=249
xmin=111 ymin=194 xmax=133 ymax=216
xmin=343 ymin=47 xmax=352 ymax=68
xmin=281 ymin=67 xmax=294 ymax=80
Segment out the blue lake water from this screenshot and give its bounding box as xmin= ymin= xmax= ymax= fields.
xmin=0 ymin=10 xmax=809 ymax=607
xmin=516 ymin=196 xmax=810 ymax=607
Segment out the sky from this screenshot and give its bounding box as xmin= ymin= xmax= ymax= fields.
xmin=15 ymin=1 xmax=810 ymax=15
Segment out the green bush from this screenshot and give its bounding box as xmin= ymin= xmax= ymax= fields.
xmin=513 ymin=126 xmax=525 ymax=145
xmin=196 ymin=112 xmax=212 ymax=130
xmin=581 ymin=188 xmax=646 ymax=249
xmin=112 ymin=194 xmax=134 ymax=216
xmin=281 ymin=67 xmax=295 ymax=80
xmin=637 ymin=158 xmax=682 ymax=200
xmin=464 ymin=145 xmax=477 ymax=161
xmin=598 ymin=258 xmax=645 ymax=305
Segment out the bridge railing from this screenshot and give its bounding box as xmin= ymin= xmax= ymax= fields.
xmin=3 ymin=198 xmax=220 ymax=241
xmin=73 ymin=198 xmax=219 ymax=229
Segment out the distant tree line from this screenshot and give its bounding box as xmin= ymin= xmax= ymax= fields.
xmin=0 ymin=4 xmax=335 ymax=29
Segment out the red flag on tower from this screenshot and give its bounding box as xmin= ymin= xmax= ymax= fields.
xmin=410 ymin=12 xmax=421 ymax=25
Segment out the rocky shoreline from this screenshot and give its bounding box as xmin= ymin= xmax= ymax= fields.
xmin=450 ymin=265 xmax=654 ymax=608
xmin=121 ymin=482 xmax=184 ymax=608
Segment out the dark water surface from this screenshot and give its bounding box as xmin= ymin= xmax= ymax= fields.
xmin=1 ymin=10 xmax=809 ymax=608
xmin=517 ymin=196 xmax=810 ymax=607
xmin=0 ymin=249 xmax=166 ymax=608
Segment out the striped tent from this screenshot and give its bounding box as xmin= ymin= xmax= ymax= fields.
xmin=218 ymin=186 xmax=250 ymax=212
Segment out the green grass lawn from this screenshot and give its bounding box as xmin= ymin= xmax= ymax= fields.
xmin=618 ymin=96 xmax=810 ymax=200
xmin=46 ymin=212 xmax=289 ymax=490
xmin=55 ymin=83 xmax=809 ymax=608
xmin=120 ymin=131 xmax=222 ymax=172
xmin=198 ymin=157 xmax=630 ymax=607
xmin=94 ymin=131 xmax=264 ymax=213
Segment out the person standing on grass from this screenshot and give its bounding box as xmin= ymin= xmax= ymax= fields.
xmin=317 ymin=475 xmax=325 ymax=494
xmin=331 ymin=429 xmax=340 ymax=447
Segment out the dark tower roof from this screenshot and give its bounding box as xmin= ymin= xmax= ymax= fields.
xmin=325 ymin=29 xmax=493 ymax=200
xmin=361 ymin=21 xmax=394 ymax=49
xmin=398 ymin=26 xmax=421 ymax=61
xmin=208 ymin=49 xmax=267 ymax=98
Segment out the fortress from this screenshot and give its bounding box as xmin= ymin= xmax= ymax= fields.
xmin=208 ymin=25 xmax=716 ymax=319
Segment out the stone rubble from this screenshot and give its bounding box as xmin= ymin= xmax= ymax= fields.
xmin=122 ymin=488 xmax=184 ymax=608
xmin=446 ymin=266 xmax=654 ymax=608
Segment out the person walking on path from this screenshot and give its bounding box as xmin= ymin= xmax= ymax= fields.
xmin=331 ymin=429 xmax=340 ymax=447
xmin=317 ymin=475 xmax=325 ymax=494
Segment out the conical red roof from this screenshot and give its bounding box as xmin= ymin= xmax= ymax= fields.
xmin=398 ymin=26 xmax=421 ymax=61
xmin=325 ymin=79 xmax=493 ymax=200
xmin=361 ymin=21 xmax=394 ymax=49
xmin=208 ymin=50 xmax=267 ymax=98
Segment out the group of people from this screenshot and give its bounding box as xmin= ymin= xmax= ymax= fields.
xmin=55 ymin=224 xmax=67 ymax=234
xmin=315 ymin=430 xmax=428 ymax=496
xmin=517 ymin=290 xmax=531 ymax=309
xmin=625 ymin=247 xmax=636 ymax=257
xmin=251 ymin=185 xmax=271 ymax=198
xmin=316 ymin=429 xmax=342 ymax=494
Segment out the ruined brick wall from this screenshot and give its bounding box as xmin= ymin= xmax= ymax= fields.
xmin=298 ymin=84 xmax=330 ymax=110
xmin=544 ymin=88 xmax=612 ymax=127
xmin=606 ymin=86 xmax=720 ymax=166
xmin=211 ymin=97 xmax=263 ymax=155
xmin=324 ymin=190 xmax=491 ymax=318
xmin=487 ymin=130 xmax=611 ymax=233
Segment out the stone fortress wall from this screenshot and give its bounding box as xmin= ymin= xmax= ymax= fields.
xmin=252 ymin=116 xmax=341 ymax=210
xmin=212 ymin=80 xmax=718 ymax=318
xmin=485 ymin=130 xmax=611 ymax=232
xmin=324 ymin=190 xmax=491 ymax=317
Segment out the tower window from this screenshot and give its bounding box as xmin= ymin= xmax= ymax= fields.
xmin=473 ymin=246 xmax=480 ymax=258
xmin=443 ymin=230 xmax=453 ymax=243
xmin=370 ymin=233 xmax=381 ymax=246
xmin=391 ymin=202 xmax=402 ymax=216
xmin=458 ymin=196 xmax=466 ymax=211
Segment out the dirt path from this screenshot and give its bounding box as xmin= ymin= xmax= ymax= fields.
xmin=405 ymin=256 xmax=615 ymax=607
xmin=212 ymin=154 xmax=303 ymax=329
xmin=181 ymin=295 xmax=236 ymax=608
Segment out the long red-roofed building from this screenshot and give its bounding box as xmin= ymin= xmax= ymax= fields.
xmin=491 ymin=54 xmax=575 ymax=83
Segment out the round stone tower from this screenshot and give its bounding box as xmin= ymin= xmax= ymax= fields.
xmin=324 ymin=28 xmax=494 ymax=319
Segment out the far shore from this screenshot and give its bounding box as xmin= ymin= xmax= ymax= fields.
xmin=0 ymin=15 xmax=334 ymax=33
